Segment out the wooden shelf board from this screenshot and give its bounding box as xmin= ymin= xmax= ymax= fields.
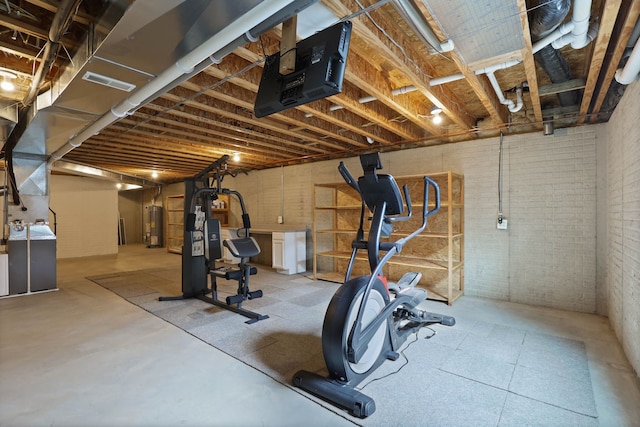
xmin=315 ymin=202 xmax=462 ymax=210
xmin=424 ymin=286 xmax=464 ymax=304
xmin=315 ymin=229 xmax=463 ymax=239
xmin=315 ymin=272 xmax=345 ymax=283
xmin=317 ymin=251 xmax=460 ymax=270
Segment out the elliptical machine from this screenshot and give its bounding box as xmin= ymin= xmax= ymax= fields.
xmin=293 ymin=153 xmax=455 ymax=417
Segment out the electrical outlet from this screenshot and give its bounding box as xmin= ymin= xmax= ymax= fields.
xmin=497 ymin=217 xmax=508 ymax=230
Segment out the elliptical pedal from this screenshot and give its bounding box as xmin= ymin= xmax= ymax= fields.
xmin=397 ymin=272 xmax=422 ymax=288
xmin=389 ymin=272 xmax=422 ymax=295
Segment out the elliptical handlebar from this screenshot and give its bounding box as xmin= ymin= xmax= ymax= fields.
xmin=395 ymin=177 xmax=440 ymax=248
xmin=338 ymin=161 xmax=360 ymax=194
xmin=424 ymin=176 xmax=441 ymax=219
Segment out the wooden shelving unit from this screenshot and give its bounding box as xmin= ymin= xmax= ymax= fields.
xmin=165 ymin=193 xmax=230 ymax=254
xmin=312 ymin=172 xmax=464 ymax=305
xmin=210 ymin=195 xmax=230 ymax=227
xmin=166 ymin=195 xmax=184 ymax=254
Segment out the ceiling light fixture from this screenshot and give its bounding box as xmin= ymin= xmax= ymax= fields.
xmin=151 ymin=171 xmax=159 ymax=179
xmin=431 ymin=105 xmax=443 ymax=124
xmin=233 ymin=152 xmax=240 ymax=162
xmin=1 ymin=80 xmax=15 ymax=91
xmin=0 ymin=70 xmax=17 ymax=92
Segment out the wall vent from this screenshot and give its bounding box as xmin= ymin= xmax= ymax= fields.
xmin=81 ymin=71 xmax=136 ymax=92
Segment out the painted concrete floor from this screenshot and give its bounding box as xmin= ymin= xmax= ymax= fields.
xmin=1 ymin=244 xmax=639 ymax=427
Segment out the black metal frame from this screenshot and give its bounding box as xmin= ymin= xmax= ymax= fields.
xmin=293 ymin=153 xmax=454 ymax=418
xmin=158 ymin=156 xmax=268 ymax=324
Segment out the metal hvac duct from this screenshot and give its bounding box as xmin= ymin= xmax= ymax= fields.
xmin=529 ymin=0 xmax=578 ymax=107
xmin=2 ymin=0 xmax=317 ymax=219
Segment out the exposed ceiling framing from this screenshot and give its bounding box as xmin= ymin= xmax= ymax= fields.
xmin=1 ymin=0 xmax=637 ymax=184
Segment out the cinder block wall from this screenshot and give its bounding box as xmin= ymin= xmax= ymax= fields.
xmin=605 ymin=79 xmax=640 ymax=376
xmin=232 ymin=124 xmax=602 ymax=314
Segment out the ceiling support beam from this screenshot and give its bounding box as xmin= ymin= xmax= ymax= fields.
xmin=591 ymin=0 xmax=640 ymax=114
xmin=517 ymin=0 xmax=543 ymax=125
xmin=321 ymin=0 xmax=476 ymax=131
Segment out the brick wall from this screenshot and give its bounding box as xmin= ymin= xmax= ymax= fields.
xmin=232 ymin=124 xmax=601 ymax=313
xmin=606 ymin=79 xmax=640 ymax=376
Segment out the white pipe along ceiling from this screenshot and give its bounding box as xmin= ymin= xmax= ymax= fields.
xmin=49 ymin=0 xmax=304 ymax=165
xmin=615 ymin=36 xmax=640 ymax=85
xmin=386 ymin=0 xmax=598 ymax=115
xmin=2 ymin=0 xmax=631 ymax=188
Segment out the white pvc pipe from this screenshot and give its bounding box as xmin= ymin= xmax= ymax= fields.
xmin=474 ymin=59 xmax=522 ymax=76
xmin=393 ymin=0 xmax=454 ymax=53
xmin=486 ymin=72 xmax=523 ymax=113
xmin=615 ymin=36 xmax=640 ymax=85
xmin=551 ymin=0 xmax=596 ymax=49
xmin=553 ymin=22 xmax=598 ymax=49
xmin=533 ymin=22 xmax=574 ymax=54
xmin=569 ymin=0 xmax=592 ymax=49
xmin=358 ymin=95 xmax=377 ymax=104
xmin=391 ymin=85 xmax=416 ymax=96
xmin=430 ymin=73 xmax=464 ymax=86
xmin=49 ymin=0 xmax=296 ymax=164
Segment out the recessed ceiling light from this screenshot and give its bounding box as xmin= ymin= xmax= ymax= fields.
xmin=151 ymin=171 xmax=158 ymax=179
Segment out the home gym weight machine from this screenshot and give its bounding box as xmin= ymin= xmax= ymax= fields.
xmin=159 ymin=155 xmax=268 ymax=324
xmin=293 ymin=153 xmax=455 ymax=417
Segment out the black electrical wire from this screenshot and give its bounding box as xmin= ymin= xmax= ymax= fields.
xmin=498 ymin=131 xmax=504 ymax=216
xmin=356 ymin=326 xmax=437 ymax=391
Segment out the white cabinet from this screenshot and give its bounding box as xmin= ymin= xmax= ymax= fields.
xmin=271 ymin=231 xmax=306 ymax=275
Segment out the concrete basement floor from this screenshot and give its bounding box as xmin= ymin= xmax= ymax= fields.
xmin=1 ymin=244 xmax=639 ymax=426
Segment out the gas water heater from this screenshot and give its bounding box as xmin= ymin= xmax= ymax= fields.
xmin=145 ymin=205 xmax=163 ymax=248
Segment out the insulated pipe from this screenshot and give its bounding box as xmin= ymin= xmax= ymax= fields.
xmin=136 ymin=0 xmax=318 ymax=108
xmin=392 ymin=0 xmax=454 ymax=53
xmin=48 ymin=0 xmax=298 ymax=165
xmin=615 ymin=36 xmax=640 ymax=85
